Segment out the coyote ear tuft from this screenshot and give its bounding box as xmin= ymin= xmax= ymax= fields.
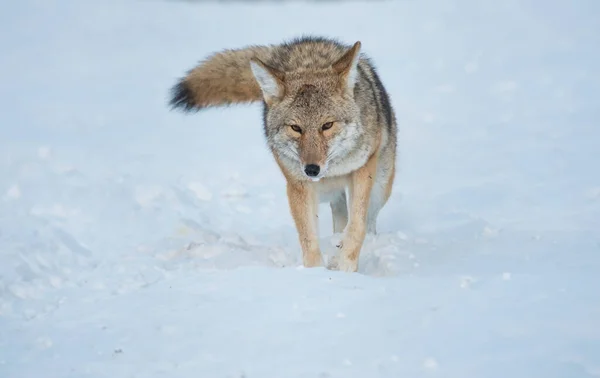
xmin=333 ymin=41 xmax=362 ymax=93
xmin=250 ymin=58 xmax=285 ymax=104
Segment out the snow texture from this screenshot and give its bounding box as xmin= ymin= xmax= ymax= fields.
xmin=1 ymin=0 xmax=600 ymax=377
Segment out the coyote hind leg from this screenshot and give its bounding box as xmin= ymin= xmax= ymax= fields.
xmin=330 ymin=190 xmax=348 ymax=234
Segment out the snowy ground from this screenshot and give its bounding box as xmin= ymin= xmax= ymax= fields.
xmin=1 ymin=0 xmax=600 ymax=377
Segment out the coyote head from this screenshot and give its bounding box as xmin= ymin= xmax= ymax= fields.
xmin=250 ymin=42 xmax=364 ymax=181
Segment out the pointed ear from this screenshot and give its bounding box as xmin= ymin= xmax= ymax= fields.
xmin=333 ymin=41 xmax=362 ymax=93
xmin=250 ymin=58 xmax=285 ymax=104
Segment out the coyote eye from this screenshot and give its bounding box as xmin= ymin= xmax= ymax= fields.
xmin=289 ymin=125 xmax=302 ymax=134
xmin=321 ymin=122 xmax=334 ymax=131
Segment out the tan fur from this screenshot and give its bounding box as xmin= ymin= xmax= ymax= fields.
xmin=175 ymin=46 xmax=273 ymax=108
xmin=330 ymin=151 xmax=379 ymax=272
xmin=169 ymin=37 xmax=398 ymax=273
xmin=286 ymin=177 xmax=322 ymax=268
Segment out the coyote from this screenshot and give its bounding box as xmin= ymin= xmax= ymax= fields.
xmin=169 ymin=36 xmax=397 ymax=272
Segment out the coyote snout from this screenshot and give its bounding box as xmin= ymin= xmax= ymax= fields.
xmin=304 ymin=164 xmax=320 ymax=177
xmin=298 ymin=133 xmax=328 ymax=180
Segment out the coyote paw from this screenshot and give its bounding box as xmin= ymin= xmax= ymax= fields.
xmin=303 ymin=253 xmax=323 ymax=268
xmin=326 ymin=255 xmax=358 ymax=273
xmin=337 ymin=256 xmax=358 ymax=272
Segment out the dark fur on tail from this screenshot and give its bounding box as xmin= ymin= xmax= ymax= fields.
xmin=169 ymin=80 xmax=197 ymax=112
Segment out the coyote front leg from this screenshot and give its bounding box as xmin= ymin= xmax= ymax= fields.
xmin=287 ymin=181 xmax=323 ymax=267
xmin=331 ymin=153 xmax=378 ymax=272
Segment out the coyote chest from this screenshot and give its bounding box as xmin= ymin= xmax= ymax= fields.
xmin=314 ymin=175 xmax=350 ymax=203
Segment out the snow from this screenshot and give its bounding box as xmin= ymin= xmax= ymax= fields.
xmin=1 ymin=0 xmax=599 ymax=377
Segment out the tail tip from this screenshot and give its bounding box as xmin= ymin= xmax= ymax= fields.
xmin=168 ymin=79 xmax=198 ymax=112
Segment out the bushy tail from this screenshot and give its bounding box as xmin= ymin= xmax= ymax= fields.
xmin=169 ymin=45 xmax=274 ymax=111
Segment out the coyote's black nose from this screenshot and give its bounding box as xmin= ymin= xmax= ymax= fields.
xmin=304 ymin=164 xmax=320 ymax=177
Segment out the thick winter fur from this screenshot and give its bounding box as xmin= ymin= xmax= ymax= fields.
xmin=169 ymin=36 xmax=397 ymax=272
